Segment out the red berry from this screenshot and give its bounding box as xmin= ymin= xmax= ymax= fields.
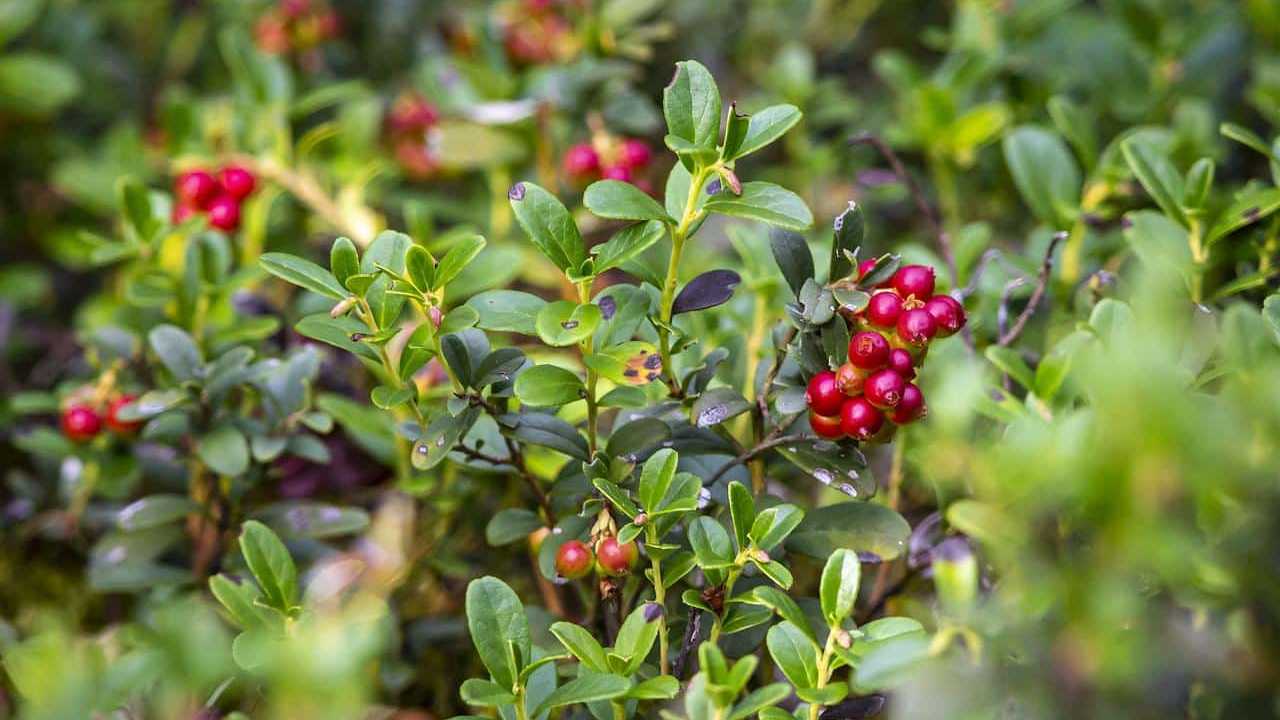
xmin=61 ymin=404 xmax=102 ymax=442
xmin=890 ymin=383 xmax=926 ymax=424
xmin=218 ymin=165 xmax=257 ymax=201
xmin=857 ymin=258 xmax=878 ymax=280
xmin=281 ymin=0 xmax=312 ymax=19
xmin=864 ymin=291 xmax=903 ymax=328
xmin=864 ymin=369 xmax=906 ymax=409
xmin=106 ymin=394 xmax=143 ymax=435
xmin=555 ymin=540 xmax=593 ymax=579
xmin=897 ymin=308 xmax=938 ymax=347
xmin=563 ymin=143 xmax=599 ymax=179
xmin=805 ymin=370 xmax=844 ymax=417
xmin=601 ymin=165 xmax=632 ymax=182
xmin=835 ymin=363 xmax=868 ymax=396
xmin=595 ymin=537 xmax=638 ymax=576
xmin=892 ymin=264 xmax=936 ymax=300
xmin=847 ymin=331 xmax=890 ymax=370
xmin=888 ymin=348 xmax=916 ymax=380
xmin=839 ymin=397 xmax=883 ymax=441
xmin=809 ymin=410 xmax=844 ymax=439
xmin=206 ymin=196 xmax=242 ymax=232
xmin=175 ymin=170 xmax=218 ymax=209
xmin=924 ymin=295 xmax=966 ymax=337
xmin=619 ymin=139 xmax=652 ymax=170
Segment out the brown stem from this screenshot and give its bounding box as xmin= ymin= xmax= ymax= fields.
xmin=997 ymin=231 xmax=1066 ymax=347
xmin=849 ymin=132 xmax=956 ymax=282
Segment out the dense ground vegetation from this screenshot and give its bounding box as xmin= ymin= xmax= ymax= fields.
xmin=3 ymin=1 xmax=1280 ymax=718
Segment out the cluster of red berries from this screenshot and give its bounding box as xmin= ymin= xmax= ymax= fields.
xmin=501 ymin=0 xmax=577 ymax=66
xmin=254 ymin=0 xmax=340 ymax=56
xmin=61 ymin=394 xmax=143 ymax=443
xmin=555 ymin=536 xmax=638 ymax=579
xmin=172 ymin=165 xmax=259 ymax=232
xmin=806 ymin=263 xmax=966 ymax=441
xmin=563 ymin=136 xmax=654 ymax=190
xmin=385 ymin=93 xmax=442 ymax=181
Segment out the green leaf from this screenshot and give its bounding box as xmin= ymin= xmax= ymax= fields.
xmin=532 ymin=673 xmax=631 ymax=717
xmin=209 ymin=574 xmax=268 ymax=631
xmin=1121 ymin=138 xmax=1187 ymax=226
xmin=786 ymin=501 xmax=910 ymax=562
xmin=0 ymin=53 xmax=79 ymax=117
xmin=604 ymin=417 xmax=671 ymax=462
xmin=766 ymin=621 xmax=820 ymax=689
xmin=198 ymin=425 xmax=250 ymax=477
xmin=468 ymin=290 xmax=547 ymax=335
xmin=663 ymin=59 xmax=722 ymax=152
xmin=117 ymin=495 xmax=197 ymax=531
xmin=1183 ymin=158 xmax=1214 ymax=209
xmin=689 ymin=516 xmax=735 ymax=570
xmin=459 ymin=678 xmax=516 ymax=707
xmin=329 ymin=237 xmax=360 ymax=287
xmin=465 ymin=576 xmax=531 ymax=690
xmin=434 ymin=234 xmax=487 ymax=290
xmin=691 ymin=386 xmax=751 ymax=430
xmin=486 ymin=508 xmax=544 ymax=546
xmin=584 ymin=342 xmax=662 ymax=387
xmin=509 ymin=182 xmax=586 ymax=273
xmin=732 ymin=104 xmax=802 ymax=159
xmin=795 ymin=685 xmax=848 ymax=704
xmin=706 ymin=182 xmax=813 ymax=231
xmin=593 ymin=478 xmax=641 ymax=518
xmin=255 ymin=502 xmax=369 ymax=540
xmin=535 ymin=301 xmax=602 ymax=347
xmin=1122 ymin=210 xmax=1193 ymax=281
xmin=361 ymin=230 xmax=414 ymax=329
xmin=755 ymin=559 xmax=794 ymax=589
xmin=585 ymin=180 xmax=673 ymax=223
xmin=639 ymin=448 xmax=678 ymax=513
xmin=748 ymin=504 xmax=804 ymax=551
xmin=440 ymin=329 xmax=490 ymax=388
xmin=501 ymin=412 xmax=590 ymax=461
xmin=294 ymin=314 xmax=380 ymax=362
xmin=769 ymin=228 xmax=815 ymax=298
xmin=550 ymin=622 xmax=610 ymax=673
xmin=613 ymin=603 xmax=663 ymax=673
xmin=852 ymin=635 xmax=930 ymax=691
xmin=514 ymin=364 xmax=584 ymax=407
xmin=412 ymin=406 xmax=481 ymax=471
xmin=239 ymin=520 xmax=298 ymax=612
xmin=985 ymin=345 xmax=1036 ymax=391
xmin=1002 ymin=125 xmax=1080 ymax=229
xmin=474 ymin=346 xmax=527 ymax=388
xmin=1206 ymin=187 xmax=1280 ymax=247
xmin=592 ymin=220 xmax=666 ymax=274
xmin=149 ymin=325 xmax=202 ymax=382
xmin=260 ymin=253 xmax=348 ymax=299
xmin=830 ymin=202 xmax=865 ymax=281
xmin=405 ymin=244 xmax=435 ymax=291
xmin=745 ymin=586 xmax=814 ymax=640
xmin=820 ymin=549 xmax=861 ymax=625
xmin=728 ymin=684 xmax=792 ymax=720
xmin=627 ymin=675 xmax=679 ymax=700
xmin=0 ymin=0 xmax=43 ymax=47
xmin=727 ymin=481 xmax=755 ymax=552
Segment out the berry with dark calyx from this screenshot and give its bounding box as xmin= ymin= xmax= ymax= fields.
xmin=619 ymin=138 xmax=652 ymax=170
xmin=864 ymin=291 xmax=903 ymax=328
xmin=61 ymin=404 xmax=102 ymax=442
xmin=106 ymin=394 xmax=143 ymax=435
xmin=175 ymin=170 xmax=218 ymax=209
xmin=206 ymin=196 xmax=242 ymax=232
xmin=595 ymin=537 xmax=638 ymax=576
xmin=896 ymin=307 xmax=938 ymax=347
xmin=839 ymin=396 xmax=884 ymax=441
xmin=601 ymin=164 xmax=632 ymax=182
xmin=555 ymin=540 xmax=593 ymax=579
xmin=847 ymin=331 xmax=890 ymax=370
xmin=563 ymin=143 xmax=599 ymax=179
xmin=835 ymin=363 xmax=868 ymax=396
xmin=924 ymin=295 xmax=966 ymax=337
xmin=809 ymin=410 xmax=844 ymax=439
xmin=218 ymin=165 xmax=257 ymax=200
xmin=891 ymin=383 xmax=926 ymax=424
xmin=888 ymin=348 xmax=916 ymax=380
xmin=864 ymin=369 xmax=906 ymax=409
xmin=805 ymin=370 xmax=844 ymax=417
xmin=892 ymin=264 xmax=936 ymax=300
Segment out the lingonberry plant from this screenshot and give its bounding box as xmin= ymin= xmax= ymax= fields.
xmin=7 ymin=2 xmax=1280 ymax=718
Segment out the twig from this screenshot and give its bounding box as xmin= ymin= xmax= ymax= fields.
xmin=756 ymin=326 xmax=797 ymax=427
xmin=224 ymin=153 xmax=379 ymax=246
xmin=709 ymin=432 xmax=812 ymax=486
xmin=997 ymin=232 xmax=1066 ymax=347
xmin=849 ymin=132 xmax=956 ymax=282
xmin=672 ymin=610 xmax=703 ymax=680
